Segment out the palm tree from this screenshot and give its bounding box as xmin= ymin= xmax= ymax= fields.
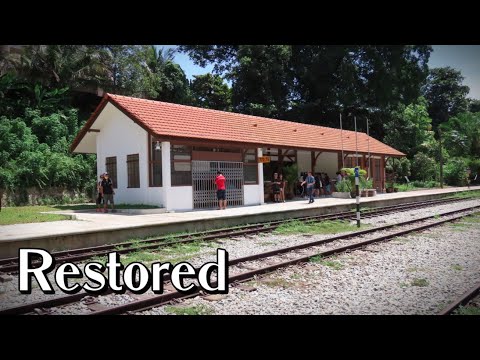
xmin=11 ymin=45 xmax=109 ymax=90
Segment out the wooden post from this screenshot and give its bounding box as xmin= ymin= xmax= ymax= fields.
xmin=311 ymin=151 xmax=315 ymax=173
xmin=278 ymin=148 xmax=284 ymax=175
xmin=361 ymin=154 xmax=366 ymax=170
xmin=380 ymin=155 xmax=386 ymax=192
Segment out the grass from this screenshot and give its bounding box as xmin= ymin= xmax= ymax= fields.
xmin=164 ymin=304 xmax=214 ymax=315
xmin=260 ymin=278 xmax=295 ymax=288
xmin=455 ymin=306 xmax=480 ymax=315
xmin=0 ymin=203 xmax=160 ymax=225
xmin=449 ymin=190 xmax=480 ymax=199
xmin=411 ymin=278 xmax=429 ymax=287
xmin=309 ymin=255 xmax=344 ymax=270
xmin=120 ymin=241 xmax=204 ymax=265
xmin=52 ymin=203 xmax=160 ymax=210
xmin=461 ymin=214 xmax=480 ymax=223
xmin=451 ymin=264 xmax=464 ymax=271
xmin=273 ymin=219 xmax=369 ymax=236
xmin=0 ymin=206 xmax=71 ymax=225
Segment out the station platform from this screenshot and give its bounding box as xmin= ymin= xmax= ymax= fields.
xmin=0 ymin=186 xmax=478 ymax=259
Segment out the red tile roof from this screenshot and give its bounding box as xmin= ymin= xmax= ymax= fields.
xmin=71 ymin=93 xmax=405 ymax=156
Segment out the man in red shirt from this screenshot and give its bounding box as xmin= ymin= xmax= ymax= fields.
xmin=215 ymin=171 xmax=227 ymax=210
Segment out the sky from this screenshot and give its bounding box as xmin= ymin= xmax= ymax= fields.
xmin=157 ymin=45 xmax=480 ymax=100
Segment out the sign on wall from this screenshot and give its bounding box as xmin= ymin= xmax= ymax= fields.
xmin=258 ymin=156 xmax=271 ymax=163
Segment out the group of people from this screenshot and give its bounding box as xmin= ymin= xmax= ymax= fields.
xmin=96 ymin=173 xmax=115 ymax=213
xmin=298 ymin=172 xmax=333 ymax=198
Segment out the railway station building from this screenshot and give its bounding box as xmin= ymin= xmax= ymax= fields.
xmin=71 ymin=94 xmax=404 ymax=211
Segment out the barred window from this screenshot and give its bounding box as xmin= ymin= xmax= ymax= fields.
xmin=105 ymin=156 xmax=117 ymax=188
xmin=127 ymin=154 xmax=140 ymax=188
xmin=244 ymin=149 xmax=258 ymax=184
xmin=149 ymin=140 xmax=162 ymax=187
xmin=171 ymin=145 xmax=192 ymax=186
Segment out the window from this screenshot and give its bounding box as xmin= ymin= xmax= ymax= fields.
xmin=149 ymin=140 xmax=162 ymax=187
xmin=127 ymin=154 xmax=140 ymax=188
xmin=105 ymin=157 xmax=117 ymax=188
xmin=171 ymin=145 xmax=192 ymax=186
xmin=244 ymin=149 xmax=258 ymax=184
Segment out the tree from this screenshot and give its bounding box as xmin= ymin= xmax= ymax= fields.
xmin=179 ymin=45 xmax=432 ymax=139
xmin=190 ymin=73 xmax=231 ymax=111
xmin=97 ymin=45 xmax=145 ymax=95
xmin=440 ymin=111 xmax=480 ymax=158
xmin=383 ymin=97 xmax=434 ymax=157
xmin=12 ymin=45 xmax=109 ymax=90
xmin=468 ymin=98 xmax=480 ymax=113
xmin=0 ymin=164 xmax=15 ymax=211
xmin=411 ymin=152 xmax=437 ymax=182
xmin=423 ymin=67 xmax=470 ymax=129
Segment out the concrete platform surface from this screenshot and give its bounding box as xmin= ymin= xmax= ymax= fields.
xmin=1 ymin=186 xmax=478 ymax=244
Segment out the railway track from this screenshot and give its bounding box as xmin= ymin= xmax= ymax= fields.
xmin=0 ymin=196 xmax=473 ymax=275
xmin=438 ymin=282 xmax=480 ymax=315
xmin=1 ymin=203 xmax=478 ymax=315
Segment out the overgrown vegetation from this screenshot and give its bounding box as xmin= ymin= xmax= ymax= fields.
xmin=454 ymin=306 xmax=480 ymax=315
xmin=274 ymin=219 xmax=368 ymax=235
xmin=0 ymin=206 xmax=71 ymax=225
xmin=411 ymin=278 xmax=429 ymax=287
xmin=164 ymin=304 xmax=214 ymax=315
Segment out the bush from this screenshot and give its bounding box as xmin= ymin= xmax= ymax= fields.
xmin=335 ymin=179 xmax=352 ymax=192
xmin=411 ymin=152 xmax=436 ymax=182
xmin=411 ymin=180 xmax=440 ymax=188
xmin=340 ymin=167 xmax=366 ymax=190
xmin=444 ymin=158 xmax=469 ymax=186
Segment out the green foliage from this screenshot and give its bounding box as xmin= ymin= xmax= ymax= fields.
xmin=339 ymin=167 xmax=368 ymax=191
xmin=383 ymin=97 xmax=434 ymax=157
xmin=190 ymin=73 xmax=231 ymax=111
xmin=423 ymin=67 xmax=470 ymax=129
xmin=179 ymin=45 xmax=432 ymax=135
xmin=385 ymin=158 xmax=411 ymax=185
xmin=411 ymin=152 xmax=436 ymax=182
xmin=441 ymin=112 xmax=480 ymax=158
xmin=334 ymin=179 xmax=352 ymax=192
xmin=274 ymin=219 xmax=368 ymax=235
xmin=282 ymin=163 xmax=299 ymax=195
xmin=444 ymin=157 xmax=469 ymax=186
xmin=0 ymin=206 xmax=71 ymax=225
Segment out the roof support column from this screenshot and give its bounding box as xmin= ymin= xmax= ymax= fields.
xmin=257 ymin=148 xmax=264 ymax=204
xmin=161 ymin=141 xmax=172 ymax=210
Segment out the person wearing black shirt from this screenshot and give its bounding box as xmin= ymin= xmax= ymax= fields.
xmin=101 ymin=172 xmax=115 ymax=213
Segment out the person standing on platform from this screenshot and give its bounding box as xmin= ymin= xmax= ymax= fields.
xmin=272 ymin=172 xmax=280 ymax=203
xmin=96 ymin=173 xmax=104 ymax=212
xmin=301 ymin=171 xmax=316 ymax=204
xmin=101 ymin=172 xmax=115 ymax=213
xmin=279 ymin=173 xmax=286 ymax=203
xmin=324 ymin=174 xmax=331 ymax=195
xmin=215 ymin=170 xmax=227 ymax=210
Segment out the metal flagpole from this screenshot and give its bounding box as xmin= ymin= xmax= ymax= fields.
xmin=367 ymin=117 xmax=371 ymax=180
xmin=354 ymin=115 xmax=359 ymax=167
xmin=354 ymin=115 xmax=360 ymax=228
xmin=340 ymin=113 xmax=344 ymax=168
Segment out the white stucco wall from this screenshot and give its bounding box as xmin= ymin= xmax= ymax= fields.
xmin=168 ymin=186 xmax=193 ymax=210
xmin=315 ymin=152 xmax=338 ymax=178
xmin=297 ymin=150 xmax=311 ymax=173
xmin=257 ymin=148 xmax=264 ymax=204
xmin=297 ymin=150 xmax=339 ymax=178
xmin=244 ymin=184 xmax=261 ymax=205
xmin=96 ymin=103 xmax=164 ymax=207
